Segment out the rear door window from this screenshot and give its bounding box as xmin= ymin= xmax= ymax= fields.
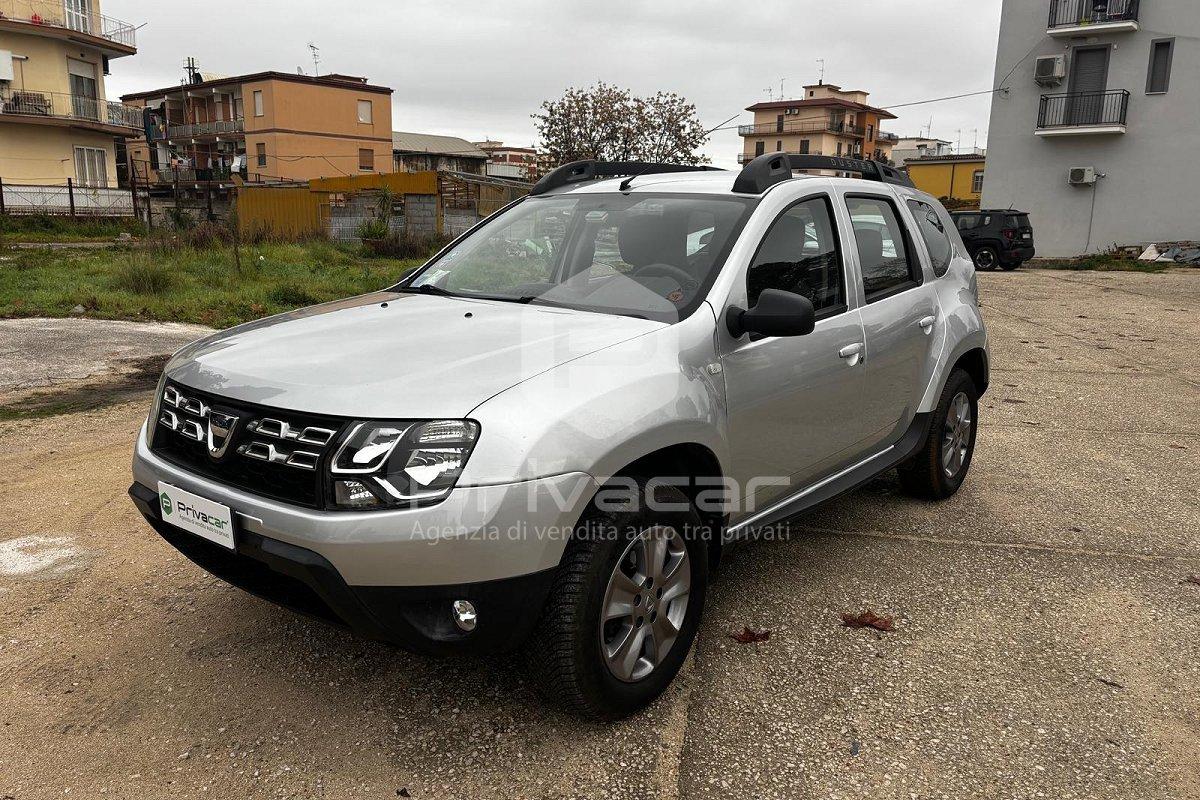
xmin=955 ymin=214 xmax=980 ymax=231
xmin=845 ymin=195 xmax=921 ymax=301
xmin=907 ymin=199 xmax=953 ymax=277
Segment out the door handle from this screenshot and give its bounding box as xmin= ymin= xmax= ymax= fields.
xmin=918 ymin=315 xmax=936 ymax=334
xmin=838 ymin=342 xmax=864 ymax=366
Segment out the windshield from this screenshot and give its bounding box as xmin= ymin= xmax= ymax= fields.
xmin=400 ymin=193 xmax=756 ymax=322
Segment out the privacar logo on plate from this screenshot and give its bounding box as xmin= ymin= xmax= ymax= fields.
xmin=160 ymin=492 xmax=172 ymax=516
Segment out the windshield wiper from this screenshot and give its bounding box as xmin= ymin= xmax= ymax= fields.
xmin=395 ymin=283 xmax=458 ymax=297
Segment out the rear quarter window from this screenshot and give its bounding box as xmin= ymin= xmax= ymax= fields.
xmin=906 ymin=198 xmax=953 ymax=277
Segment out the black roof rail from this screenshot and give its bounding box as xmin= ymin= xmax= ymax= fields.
xmin=732 ymin=152 xmax=914 ymax=194
xmin=528 ymin=160 xmax=723 ymax=196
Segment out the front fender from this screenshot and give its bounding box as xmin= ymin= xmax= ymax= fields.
xmin=458 ymin=308 xmax=728 ymax=488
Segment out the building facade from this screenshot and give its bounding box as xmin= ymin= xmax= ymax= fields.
xmin=891 ymin=136 xmax=954 ymax=165
xmin=738 ymin=83 xmax=897 ymax=167
xmin=474 ymin=140 xmax=537 ymax=180
xmin=122 ymin=71 xmax=393 ymax=190
xmin=393 ymin=132 xmax=487 ymax=174
xmin=0 ymin=0 xmax=141 ymax=186
xmin=983 ymin=0 xmax=1196 ymax=256
xmin=904 ymin=154 xmax=987 ymax=209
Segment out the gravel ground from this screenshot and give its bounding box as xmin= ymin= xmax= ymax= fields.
xmin=0 ymin=318 xmax=212 ymax=399
xmin=0 ymin=269 xmax=1197 ymax=799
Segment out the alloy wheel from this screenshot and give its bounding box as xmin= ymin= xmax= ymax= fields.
xmin=942 ymin=391 xmax=973 ymax=478
xmin=975 ymin=249 xmax=997 ymax=270
xmin=600 ymin=526 xmax=691 ymax=683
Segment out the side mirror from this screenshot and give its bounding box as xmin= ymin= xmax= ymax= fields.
xmin=726 ymin=289 xmax=816 ymax=339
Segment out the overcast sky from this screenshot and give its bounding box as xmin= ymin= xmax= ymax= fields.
xmin=104 ymin=0 xmax=1004 ymax=169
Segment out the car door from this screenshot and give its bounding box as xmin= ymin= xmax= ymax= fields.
xmin=839 ymin=191 xmax=942 ymax=449
xmin=719 ymin=191 xmax=872 ymax=514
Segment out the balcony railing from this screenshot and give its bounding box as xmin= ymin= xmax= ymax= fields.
xmin=0 ymin=0 xmax=137 ymax=48
xmin=1037 ymin=89 xmax=1129 ymax=130
xmin=1048 ymin=0 xmax=1139 ymax=30
xmin=738 ymin=119 xmax=867 ymax=137
xmin=164 ymin=119 xmax=245 ymax=140
xmin=0 ymin=87 xmax=142 ymax=129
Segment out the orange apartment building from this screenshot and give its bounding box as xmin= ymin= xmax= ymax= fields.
xmin=122 ymin=70 xmax=394 ymax=192
xmin=738 ymin=83 xmax=898 ymax=167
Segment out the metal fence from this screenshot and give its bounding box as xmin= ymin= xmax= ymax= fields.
xmin=0 ymin=180 xmax=136 ymax=217
xmin=1049 ymin=0 xmax=1138 ymax=28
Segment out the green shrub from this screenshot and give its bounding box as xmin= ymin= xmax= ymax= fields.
xmin=111 ymin=257 xmax=176 ymax=295
xmin=356 ymin=218 xmax=391 ymax=241
xmin=268 ymin=283 xmax=319 ymax=307
xmin=362 ymin=231 xmax=448 ymax=259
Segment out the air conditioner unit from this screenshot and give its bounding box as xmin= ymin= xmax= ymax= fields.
xmin=785 ymin=108 xmax=800 ymax=115
xmin=1068 ymin=166 xmax=1097 ymax=186
xmin=1035 ymin=55 xmax=1067 ymax=86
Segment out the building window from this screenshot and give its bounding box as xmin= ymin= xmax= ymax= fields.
xmin=357 ymin=99 xmax=373 ymax=124
xmin=359 ymin=148 xmax=374 ymax=171
xmin=799 ymin=139 xmax=810 ymax=154
xmin=253 ymin=90 xmax=264 ymax=117
xmin=867 ymin=124 xmax=874 ymax=141
xmin=73 ymin=146 xmax=108 ymax=187
xmin=1146 ymin=38 xmax=1174 ymax=94
xmin=972 ymin=170 xmax=985 ymax=193
xmin=755 ymin=140 xmax=765 ymax=156
xmin=776 ymin=139 xmax=782 ymax=152
xmin=255 ymin=142 xmax=266 ymax=167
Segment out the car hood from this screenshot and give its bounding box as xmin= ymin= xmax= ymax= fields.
xmin=165 ymin=291 xmax=664 ymax=418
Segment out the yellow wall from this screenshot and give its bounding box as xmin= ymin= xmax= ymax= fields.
xmin=0 ymin=29 xmax=109 ymax=100
xmin=905 ymin=159 xmax=986 ymax=205
xmin=0 ymin=122 xmax=117 ymax=185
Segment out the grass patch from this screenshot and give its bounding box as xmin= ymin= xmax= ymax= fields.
xmin=0 ymin=214 xmax=146 ymax=243
xmin=0 ymin=238 xmax=427 ymax=328
xmin=1034 ymin=254 xmax=1173 ymax=273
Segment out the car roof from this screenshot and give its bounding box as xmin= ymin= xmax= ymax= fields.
xmin=952 ymin=209 xmax=1027 ymax=215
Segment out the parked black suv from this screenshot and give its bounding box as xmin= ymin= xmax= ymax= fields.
xmin=951 ymin=210 xmax=1035 ymax=271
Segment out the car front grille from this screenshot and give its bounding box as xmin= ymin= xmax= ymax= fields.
xmin=151 ymin=381 xmax=350 ymax=508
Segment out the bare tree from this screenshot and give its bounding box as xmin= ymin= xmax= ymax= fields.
xmin=533 ymin=83 xmax=710 ymax=171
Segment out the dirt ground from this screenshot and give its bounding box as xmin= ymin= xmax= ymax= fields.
xmin=1 ymin=269 xmax=1198 ymax=799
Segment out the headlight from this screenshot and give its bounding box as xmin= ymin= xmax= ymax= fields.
xmin=329 ymin=419 xmax=479 ymax=509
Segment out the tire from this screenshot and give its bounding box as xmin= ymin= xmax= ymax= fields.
xmin=972 ymin=246 xmax=1000 ymax=271
xmin=526 ymin=478 xmax=709 ymax=720
xmin=897 ymin=369 xmax=979 ymax=500
xmin=999 ymin=259 xmax=1021 ymax=271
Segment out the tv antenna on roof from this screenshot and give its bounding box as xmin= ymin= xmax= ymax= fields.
xmin=816 ymin=58 xmax=825 ymax=84
xmin=307 ymin=42 xmax=321 ymax=76
xmin=764 ymin=86 xmax=774 ymax=101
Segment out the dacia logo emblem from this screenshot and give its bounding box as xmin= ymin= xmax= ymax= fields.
xmin=206 ymin=411 xmax=240 ymax=458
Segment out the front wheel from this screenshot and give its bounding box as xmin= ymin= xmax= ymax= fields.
xmin=525 ymin=480 xmax=709 ymax=719
xmin=898 ymin=369 xmax=979 ymax=499
xmin=972 ymin=246 xmax=999 ymax=271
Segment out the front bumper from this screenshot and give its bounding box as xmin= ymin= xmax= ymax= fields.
xmin=131 ymin=420 xmax=597 ymax=653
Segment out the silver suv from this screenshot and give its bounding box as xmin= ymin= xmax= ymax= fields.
xmin=130 ymin=154 xmax=988 ymax=719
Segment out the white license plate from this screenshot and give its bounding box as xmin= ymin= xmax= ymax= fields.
xmin=1022 ymin=233 xmax=1032 ymax=239
xmin=157 ymin=481 xmax=235 ymax=550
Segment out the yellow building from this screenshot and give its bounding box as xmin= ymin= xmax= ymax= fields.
xmin=738 ymin=83 xmax=898 ymax=168
xmin=0 ymin=0 xmax=141 ymax=186
xmin=122 ymin=71 xmax=394 ymax=191
xmin=903 ymin=154 xmax=987 ymax=209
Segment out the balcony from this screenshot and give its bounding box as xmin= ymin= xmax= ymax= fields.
xmin=738 ymin=119 xmax=867 ymax=138
xmin=1048 ymin=0 xmax=1139 ymax=36
xmin=1036 ymin=89 xmax=1129 ymax=135
xmin=0 ymin=87 xmax=143 ymax=133
xmin=0 ymin=0 xmax=137 ymax=53
xmin=163 ymin=118 xmax=246 ymax=141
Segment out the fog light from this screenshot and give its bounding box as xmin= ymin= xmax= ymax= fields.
xmin=451 ymin=600 xmax=477 ymax=632
xmin=333 ymin=479 xmax=379 ymax=509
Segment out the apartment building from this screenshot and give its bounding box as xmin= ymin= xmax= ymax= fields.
xmin=738 ymin=83 xmax=898 ymax=167
xmin=983 ymin=0 xmax=1195 ymax=256
xmin=122 ymin=71 xmax=394 ymax=190
xmin=0 ymin=0 xmax=142 ymax=186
